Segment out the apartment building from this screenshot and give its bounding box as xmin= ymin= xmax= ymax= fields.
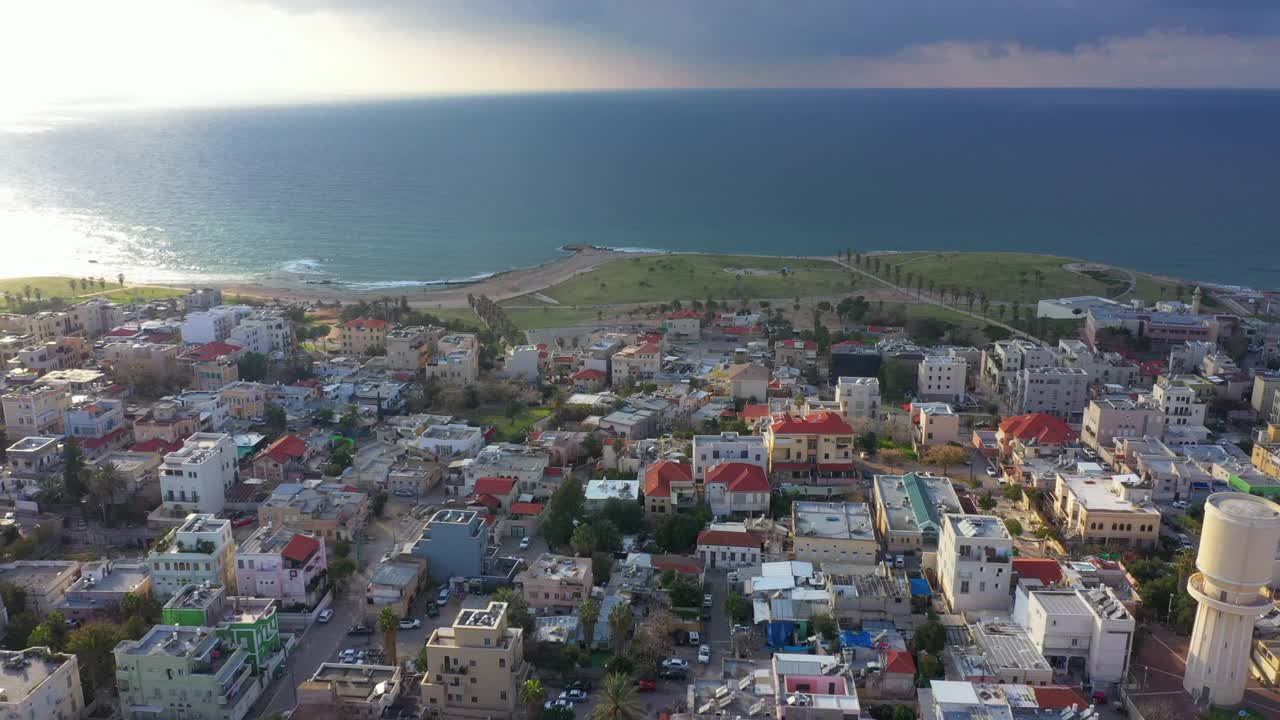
xmin=146 ymin=514 xmax=237 ymax=598
xmin=249 ymin=434 xmax=311 ymax=483
xmin=59 ymin=559 xmax=152 ymax=621
xmin=221 ymin=381 xmax=267 ymax=420
xmin=235 ymin=526 xmax=328 ymax=607
xmin=115 ymin=624 xmax=261 ymax=720
xmin=65 ymin=397 xmax=128 ymax=459
xmin=6 ymin=337 xmax=91 ymax=375
xmin=100 ymin=342 xmax=182 ymax=378
xmin=4 ymin=436 xmax=60 ymax=478
xmin=1052 ymin=473 xmax=1161 ymax=548
xmin=611 ymin=343 xmax=662 ymax=385
xmin=338 ymin=318 xmax=389 ymax=355
xmin=68 ymin=298 xmax=125 ymax=339
xmin=419 ymin=602 xmax=527 ymax=719
xmin=726 ymin=362 xmax=770 ymax=401
xmin=184 ymin=288 xmax=223 ymax=312
xmin=0 ymin=648 xmax=83 ymax=720
xmin=981 ymin=339 xmax=1056 ymax=395
xmin=180 ymin=341 xmax=244 ymax=391
xmin=1055 ymin=339 xmax=1139 ymax=386
xmin=1 ymin=382 xmax=70 ymax=439
xmin=912 ymin=402 xmax=961 ymax=451
xmin=995 ymin=413 xmax=1078 ymax=463
xmin=664 ymin=309 xmax=702 ymax=340
xmin=765 ymin=412 xmax=856 ymax=481
xmin=829 ymin=341 xmax=882 ymax=380
xmin=409 ymin=423 xmax=486 ymax=459
xmin=643 ymin=460 xmax=695 ymax=515
xmin=412 ymin=509 xmax=487 ymax=581
xmin=518 ymin=554 xmax=593 ymax=612
xmin=386 ymin=325 xmax=435 ymax=371
xmin=1252 ymin=371 xmax=1280 ymax=418
xmin=835 ymin=376 xmax=881 ymax=430
xmin=459 ymin=443 xmax=551 ymax=498
xmin=160 ymin=585 xmax=284 ymax=675
xmin=297 ymin=664 xmax=404 ymax=720
xmin=160 ymin=433 xmax=237 ymax=516
xmin=918 ymin=355 xmax=967 ymax=403
xmin=692 ymin=431 xmax=768 ymax=483
xmin=22 ymin=311 xmax=75 ymax=342
xmin=133 ymin=400 xmax=203 ymax=445
xmin=1150 ymin=376 xmax=1208 ymax=429
xmin=181 ymin=305 xmax=253 ymax=343
xmin=227 ymin=313 xmax=292 ymax=355
xmin=791 ymin=501 xmax=878 ymax=565
xmin=706 ymin=463 xmax=771 ymax=518
xmin=872 ymin=472 xmax=963 ymax=552
xmin=1081 ymin=398 xmax=1166 ymax=452
xmin=257 ymin=483 xmax=368 ymax=542
xmin=505 ymin=345 xmax=541 ymax=382
xmin=774 ymin=339 xmax=817 ymax=368
xmin=937 ymin=515 xmax=1013 ymax=613
xmin=0 ymin=561 xmax=81 ymax=614
xmin=1012 ymin=366 xmax=1090 ymax=421
xmin=583 ymin=479 xmax=641 ymax=512
xmin=425 ymin=333 xmax=481 ymax=386
xmin=1014 ymin=586 xmax=1135 ymax=684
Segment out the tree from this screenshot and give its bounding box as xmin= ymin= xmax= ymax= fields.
xmin=62 ymin=437 xmax=85 ymax=500
xmin=580 ymin=597 xmax=602 ymax=648
xmin=810 ymin=613 xmax=838 ymax=644
xmin=587 ymin=672 xmax=645 ymax=720
xmin=593 ymin=552 xmax=615 ymax=585
xmin=724 ymin=592 xmax=753 ymax=625
xmin=1004 ymin=518 xmax=1024 ymax=536
xmin=117 ymin=273 xmax=125 ymax=287
xmin=654 ymin=510 xmax=707 ymax=553
xmin=543 ymin=478 xmax=586 ymax=549
xmin=892 ymin=705 xmax=917 ymax=720
xmin=26 ymin=622 xmax=56 ymax=649
xmin=599 ymin=498 xmax=644 ymax=534
xmin=376 ymin=607 xmax=400 ymax=667
xmin=65 ymin=622 xmax=124 ymax=693
xmin=666 ymin=576 xmax=702 ymax=608
xmin=265 ymin=405 xmax=288 ymax=434
xmin=328 ymin=558 xmax=356 ymax=592
xmin=608 ymin=602 xmax=633 ymax=652
xmin=87 ymin=462 xmax=126 ymax=523
xmin=543 ymin=707 xmax=575 ymax=720
xmin=520 ymin=678 xmax=547 ymax=719
xmin=571 ymin=523 xmax=597 ymax=557
xmin=237 ymin=352 xmax=269 ymax=382
xmin=857 ymin=431 xmax=879 ymax=456
xmin=493 ymin=587 xmax=534 ymax=633
xmin=978 ymin=493 xmax=997 ymax=512
xmin=923 ymin=445 xmax=969 ymax=475
xmin=913 ymin=616 xmax=945 ymax=654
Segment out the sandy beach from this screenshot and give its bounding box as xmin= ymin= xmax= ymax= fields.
xmin=151 ymin=246 xmax=651 ymax=307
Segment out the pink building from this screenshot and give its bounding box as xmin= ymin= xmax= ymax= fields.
xmin=235 ymin=526 xmax=328 ymax=608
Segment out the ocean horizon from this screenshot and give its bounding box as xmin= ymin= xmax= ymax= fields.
xmin=2 ymin=89 xmax=1278 ymax=291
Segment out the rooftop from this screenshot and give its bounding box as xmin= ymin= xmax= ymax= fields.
xmin=874 ymin=472 xmax=962 ymax=535
xmin=457 ymin=601 xmax=508 ymax=628
xmin=164 ymin=582 xmax=225 ymax=612
xmin=970 ymin=622 xmax=1053 ymax=673
xmin=792 ymin=502 xmax=875 ymax=540
xmin=585 ymin=478 xmax=641 ymax=502
xmin=1060 ymin=475 xmax=1159 ymax=514
xmin=945 ymin=514 xmax=1012 ymax=541
xmin=6 ymin=436 xmax=58 ymax=454
xmin=428 ymin=509 xmax=479 ymax=525
xmin=522 ymin=554 xmax=591 ymax=583
xmin=66 ymin=560 xmax=149 ymax=596
xmin=0 ymin=648 xmax=78 ymax=704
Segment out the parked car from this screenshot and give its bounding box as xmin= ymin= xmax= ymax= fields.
xmin=317 ymin=608 xmax=334 ymax=623
xmin=634 ymin=679 xmax=657 ymax=692
xmin=544 ymin=699 xmax=573 ymax=711
xmin=64 ymin=618 xmax=80 ymax=629
xmin=519 ymin=536 xmax=531 ymax=550
xmin=659 ymin=667 xmax=688 ymax=680
xmin=985 ymin=467 xmax=998 ymax=477
xmin=893 ymin=555 xmax=905 ymax=568
xmin=426 ymin=602 xmax=439 ymax=618
xmin=437 ymin=587 xmax=452 ymax=605
xmin=662 ymin=658 xmax=690 ymax=671
xmin=703 ymin=593 xmax=713 ymax=608
xmin=398 ymin=618 xmax=422 ymax=630
xmin=347 ymin=624 xmax=374 ymax=636
xmin=231 ymin=516 xmax=255 ymax=528
xmin=566 ymin=680 xmax=593 ymax=693
xmin=698 ymin=645 xmax=712 ymax=664
xmin=688 ymin=631 xmax=700 ymax=645
xmin=559 ymin=689 xmax=589 ymax=703
xmin=394 ymin=489 xmax=415 ymax=497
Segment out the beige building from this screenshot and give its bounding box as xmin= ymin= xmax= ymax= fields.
xmin=424 ymin=333 xmax=481 ymax=386
xmin=918 ymin=355 xmax=967 ymax=403
xmin=386 ymin=325 xmax=436 ymax=371
xmin=339 ymin=318 xmax=389 ymax=355
xmin=1 ymin=382 xmax=71 ymax=439
xmin=611 ymin=342 xmax=662 ymax=385
xmin=791 ymin=501 xmax=878 ymax=565
xmin=221 ymin=381 xmax=267 ymax=420
xmin=22 ymin=311 xmax=75 ymax=342
xmin=257 ymin=484 xmax=368 ymax=541
xmin=913 ymin=402 xmax=961 ymax=451
xmin=938 ymin=515 xmax=1014 ymax=614
xmin=518 ymin=553 xmax=593 ymax=611
xmin=419 ymin=601 xmax=528 ymax=719
xmin=872 ymin=472 xmax=963 ymax=552
xmin=100 ymin=342 xmax=182 ymax=379
xmin=295 ymin=663 xmax=404 ymax=720
xmin=1052 ymin=473 xmax=1161 ymax=548
xmin=726 ymin=362 xmax=770 ymax=401
xmin=0 ymin=648 xmax=83 ymax=720
xmin=0 ymin=561 xmax=81 ymax=614
xmin=1081 ymin=398 xmax=1166 ymax=452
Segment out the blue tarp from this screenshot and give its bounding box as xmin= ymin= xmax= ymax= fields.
xmin=768 ymin=621 xmax=797 ymax=648
xmin=840 ymin=630 xmax=873 ymax=648
xmin=910 ymin=578 xmax=933 ymax=597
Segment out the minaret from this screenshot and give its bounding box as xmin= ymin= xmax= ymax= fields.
xmin=1191 ymin=286 xmax=1202 ymax=315
xmin=1183 ymin=493 xmax=1280 ymax=706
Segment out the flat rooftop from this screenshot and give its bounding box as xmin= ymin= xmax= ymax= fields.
xmin=792 ymin=502 xmax=875 ymax=541
xmin=429 ymin=509 xmax=478 ymax=525
xmin=0 ymin=649 xmax=77 ymax=703
xmin=875 ymin=473 xmax=962 ymax=534
xmin=6 ymin=436 xmax=58 ymax=454
xmin=945 ymin=514 xmax=1012 ymax=541
xmin=457 ymin=602 xmax=507 ymax=628
xmin=971 ymin=622 xmax=1052 ymax=673
xmin=1060 ymin=475 xmax=1159 ymax=514
xmin=164 ymin=583 xmax=225 ymax=611
xmin=0 ymin=561 xmax=78 ymax=590
xmin=122 ymin=625 xmax=218 ymax=659
xmin=67 ymin=561 xmax=149 ymax=595
xmin=523 ymin=554 xmax=591 ymax=583
xmin=423 ymin=424 xmax=481 ymax=440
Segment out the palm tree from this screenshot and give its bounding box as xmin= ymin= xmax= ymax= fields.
xmin=88 ymin=463 xmax=126 ymax=523
xmin=376 ymin=607 xmax=400 ymax=667
xmin=117 ymin=273 xmax=125 ymax=287
xmin=33 ymin=288 xmax=42 ymax=302
xmin=586 ymin=672 xmax=645 ymax=720
xmin=519 ymin=678 xmax=547 ymax=719
xmin=608 ymin=602 xmax=633 ymax=652
xmin=579 ymin=597 xmax=601 ymax=648
xmin=22 ymin=284 xmax=32 ymax=300
xmin=1 ymin=291 xmax=11 ymax=307
xmin=67 ymin=279 xmax=77 ymax=294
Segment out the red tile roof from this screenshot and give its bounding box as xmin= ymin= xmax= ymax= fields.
xmin=666 ymin=310 xmax=702 ymax=320
xmin=104 ymin=327 xmax=143 ymax=337
xmin=882 ymin=650 xmax=916 ymax=675
xmin=281 ymin=534 xmax=320 ymax=564
xmin=1012 ymin=557 xmax=1065 ymax=587
xmin=650 ymin=554 xmax=703 ymax=575
xmin=470 ymin=494 xmax=501 ymax=510
xmin=260 ymin=434 xmax=308 ymax=464
xmin=739 ymin=404 xmax=771 ymax=420
xmin=770 ymin=412 xmax=854 ymax=436
xmin=706 ymin=463 xmax=770 ymax=493
xmin=130 ymin=438 xmax=185 ymax=454
xmin=697 ymin=529 xmax=759 ymax=549
xmin=509 ymin=502 xmax=546 ymax=516
xmin=181 ymin=341 xmax=243 ymax=363
xmin=644 ymin=461 xmax=692 ymax=498
xmin=999 ymin=413 xmax=1078 ymax=445
xmin=473 ymin=477 xmax=517 ymax=496
xmin=1031 ymin=687 xmax=1090 ymax=710
xmin=82 ymin=426 xmax=128 ymax=450
xmin=569 ymin=368 xmax=607 ymax=381
xmin=634 ymin=342 xmax=661 ymax=354
xmin=343 ymin=318 xmax=388 ymax=329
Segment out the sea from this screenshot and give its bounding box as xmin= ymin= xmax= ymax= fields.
xmin=1 ymin=89 xmax=1278 ymax=291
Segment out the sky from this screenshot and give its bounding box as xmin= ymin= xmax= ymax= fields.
xmin=3 ymin=1 xmax=1279 ymax=124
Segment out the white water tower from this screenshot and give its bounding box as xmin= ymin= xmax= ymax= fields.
xmin=1183 ymin=492 xmax=1280 ymax=706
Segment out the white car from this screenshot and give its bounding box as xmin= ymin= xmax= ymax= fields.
xmin=662 ymin=658 xmax=690 ymax=671
xmin=559 ymin=689 xmax=589 ymax=703
xmin=688 ymin=631 xmax=700 ymax=645
xmin=519 ymin=536 xmax=531 ymax=550
xmin=985 ymin=467 xmax=998 ymax=478
xmin=697 ymin=645 xmax=711 ymax=664
xmin=545 ymin=699 xmax=573 ymax=711
xmin=317 ymin=608 xmax=334 ymax=623
xmin=398 ymin=618 xmax=422 ymax=630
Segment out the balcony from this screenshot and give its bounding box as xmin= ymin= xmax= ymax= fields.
xmin=439 ymin=663 xmax=468 ymax=675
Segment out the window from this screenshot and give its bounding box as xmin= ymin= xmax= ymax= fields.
xmin=960 ymin=581 xmax=970 ymax=593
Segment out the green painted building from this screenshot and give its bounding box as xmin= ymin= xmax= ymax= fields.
xmin=161 ymin=584 xmax=283 ymax=675
xmin=1228 ymin=473 xmax=1280 ymax=499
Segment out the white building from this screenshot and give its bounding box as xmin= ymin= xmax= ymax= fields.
xmin=584 ymin=479 xmax=641 ymax=512
xmin=408 ymin=423 xmax=485 ymax=459
xmin=835 ymin=376 xmax=881 ymax=430
xmin=611 ymin=343 xmax=661 ymax=385
xmin=791 ymin=501 xmax=878 ymax=565
xmin=1149 ymin=378 xmax=1207 ymax=429
xmin=1012 ymin=366 xmax=1090 ymax=421
xmin=505 ymin=345 xmax=541 ymax=383
xmin=937 ymin=515 xmax=1013 ymax=614
xmin=691 ymin=431 xmax=768 ymax=483
xmin=227 ymin=313 xmax=293 ymax=355
xmin=160 ymin=433 xmax=238 ymax=516
xmin=981 ymin=339 xmax=1056 ymax=395
xmin=1036 ymin=295 xmax=1124 ymax=320
xmin=180 ymin=305 xmax=252 ymax=344
xmin=146 ymin=514 xmax=237 ymax=598
xmin=1014 ymin=586 xmax=1135 ymax=684
xmin=0 ymin=648 xmax=83 ymax=720
xmin=696 ymin=522 xmax=762 ymax=570
xmin=918 ymin=355 xmax=967 ymax=403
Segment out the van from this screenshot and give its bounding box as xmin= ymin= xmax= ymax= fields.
xmin=689 ymin=631 xmax=701 ymax=645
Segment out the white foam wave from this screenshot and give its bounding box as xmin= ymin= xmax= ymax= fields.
xmin=281 ymin=258 xmax=328 ymax=275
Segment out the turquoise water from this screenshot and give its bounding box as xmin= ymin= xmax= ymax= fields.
xmin=1 ymin=89 xmax=1277 ymax=290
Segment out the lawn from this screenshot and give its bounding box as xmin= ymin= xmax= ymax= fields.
xmin=504 ymin=306 xmax=617 ymax=330
xmin=869 ymin=252 xmax=1188 ymax=305
xmin=462 ymin=406 xmax=551 ymax=441
xmin=0 ymin=276 xmax=184 ymax=306
xmin=538 ymin=254 xmax=857 ymax=306
xmin=413 ymin=307 xmax=483 ymax=329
